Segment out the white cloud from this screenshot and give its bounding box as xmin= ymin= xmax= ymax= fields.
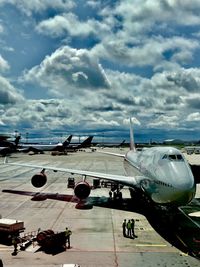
xmin=123 ymin=117 xmax=141 ymax=126
xmin=0 ymin=76 xmax=24 ymax=104
xmin=92 ymin=35 xmax=199 ymax=69
xmin=0 ymin=55 xmax=10 ymax=72
xmin=36 ymin=12 xmax=109 ymax=38
xmin=186 ymin=112 xmax=200 ymax=122
xmin=86 ymin=0 xmax=101 ymax=9
xmin=0 ymin=24 xmax=4 ymax=33
xmin=0 ymin=119 xmax=5 ymax=126
xmin=148 ymin=115 xmax=179 ymax=128
xmin=21 ymin=45 xmax=111 ymax=95
xmin=0 ymin=0 xmax=75 ymax=16
xmin=1 ymin=0 xmax=200 ymax=138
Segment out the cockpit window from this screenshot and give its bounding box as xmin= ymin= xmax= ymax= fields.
xmin=168 ymin=155 xmax=176 ymax=160
xmin=162 ymin=154 xmax=183 ymax=161
xmin=177 ymin=154 xmax=183 ymax=160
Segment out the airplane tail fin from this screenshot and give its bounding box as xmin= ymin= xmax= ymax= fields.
xmin=79 ymin=136 xmax=93 ymax=148
xmin=14 ymin=135 xmax=21 ymax=147
xmin=120 ymin=140 xmax=125 ymax=146
xmin=62 ymin=135 xmax=72 ymax=147
xmin=130 ymin=118 xmax=136 ymax=152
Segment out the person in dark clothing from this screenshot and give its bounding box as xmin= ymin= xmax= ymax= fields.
xmin=122 ymin=219 xmax=127 ymax=237
xmin=12 ymin=237 xmax=18 ymax=253
xmin=131 ymin=219 xmax=138 ymax=238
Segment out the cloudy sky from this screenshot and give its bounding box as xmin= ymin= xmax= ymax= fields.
xmin=0 ymin=0 xmax=200 ymax=142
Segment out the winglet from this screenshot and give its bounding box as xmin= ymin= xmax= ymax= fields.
xmin=130 ymin=118 xmax=136 ymax=152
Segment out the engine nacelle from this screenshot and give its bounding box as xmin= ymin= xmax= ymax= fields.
xmin=74 ymin=181 xmax=91 ymax=199
xmin=31 ymin=173 xmax=47 ymax=188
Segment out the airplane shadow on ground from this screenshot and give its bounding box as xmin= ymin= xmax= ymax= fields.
xmin=2 ymin=189 xmax=200 ymax=259
xmin=35 ymin=245 xmax=66 ymax=256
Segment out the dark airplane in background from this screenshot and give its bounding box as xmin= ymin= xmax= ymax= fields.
xmin=0 ymin=135 xmax=21 ymax=156
xmin=63 ymin=135 xmax=94 ymax=152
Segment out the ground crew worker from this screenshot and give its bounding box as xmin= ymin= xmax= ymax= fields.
xmin=65 ymin=227 xmax=72 ymax=249
xmin=127 ymin=220 xmax=132 ymax=237
xmin=12 ymin=237 xmax=18 ymax=254
xmin=131 ymin=219 xmax=138 ymax=238
xmin=122 ymin=219 xmax=127 ymax=237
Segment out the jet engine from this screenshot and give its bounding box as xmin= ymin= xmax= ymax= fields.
xmin=74 ymin=181 xmax=91 ymax=199
xmin=31 ymin=172 xmax=47 ymax=188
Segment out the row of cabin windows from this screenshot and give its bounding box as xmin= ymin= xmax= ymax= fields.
xmin=155 ymin=180 xmax=172 ymax=187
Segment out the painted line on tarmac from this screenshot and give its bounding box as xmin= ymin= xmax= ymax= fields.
xmin=0 ymin=247 xmax=13 ymax=251
xmin=135 ymin=244 xmax=167 ymax=247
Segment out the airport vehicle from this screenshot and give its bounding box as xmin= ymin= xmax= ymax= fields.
xmin=3 ymin=119 xmax=196 ymax=207
xmin=0 ymin=218 xmax=25 ymax=243
xmin=36 ymin=229 xmax=66 ymax=250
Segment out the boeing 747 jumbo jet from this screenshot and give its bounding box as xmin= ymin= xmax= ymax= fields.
xmin=3 ymin=119 xmax=197 ymax=207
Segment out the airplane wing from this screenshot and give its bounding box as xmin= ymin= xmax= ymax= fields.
xmin=4 ymin=158 xmax=139 ymax=187
xmin=97 ymin=151 xmax=125 ymax=158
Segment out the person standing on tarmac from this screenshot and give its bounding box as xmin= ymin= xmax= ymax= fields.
xmin=131 ymin=219 xmax=138 ymax=238
xmin=127 ymin=220 xmax=132 ymax=237
xmin=12 ymin=236 xmax=18 ymax=255
xmin=122 ymin=219 xmax=127 ymax=237
xmin=65 ymin=227 xmax=72 ymax=249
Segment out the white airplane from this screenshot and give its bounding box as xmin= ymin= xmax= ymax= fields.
xmin=18 ymin=135 xmax=73 ymax=153
xmin=3 ymin=119 xmax=196 ymax=208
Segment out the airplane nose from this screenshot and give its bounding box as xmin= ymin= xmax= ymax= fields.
xmin=170 ymin=163 xmax=196 ymax=205
xmin=174 ymin=173 xmax=196 ymax=205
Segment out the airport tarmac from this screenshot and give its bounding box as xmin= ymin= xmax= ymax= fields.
xmin=0 ymin=149 xmax=199 ymax=267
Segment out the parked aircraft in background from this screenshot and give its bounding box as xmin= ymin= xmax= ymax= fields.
xmin=63 ymin=136 xmax=94 ymax=152
xmin=17 ymin=135 xmax=93 ymax=154
xmin=95 ymin=139 xmax=126 ymax=148
xmin=0 ymin=135 xmax=21 ymax=156
xmin=18 ymin=135 xmax=73 ymax=154
xmin=3 ymin=119 xmax=196 ymax=207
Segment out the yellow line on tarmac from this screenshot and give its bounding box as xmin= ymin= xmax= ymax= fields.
xmin=135 ymin=244 xmax=167 ymax=247
xmin=180 ymin=252 xmax=189 ymax=257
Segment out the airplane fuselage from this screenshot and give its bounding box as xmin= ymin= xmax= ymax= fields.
xmin=124 ymin=147 xmax=196 ymax=206
xmin=20 ymin=143 xmax=63 ymax=151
